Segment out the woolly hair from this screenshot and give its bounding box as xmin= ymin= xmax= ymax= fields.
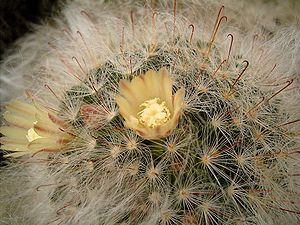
xmin=1 ymin=0 xmax=299 ymax=104
xmin=0 ymin=0 xmax=299 ymax=225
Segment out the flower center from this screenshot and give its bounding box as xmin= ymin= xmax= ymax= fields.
xmin=26 ymin=121 xmax=42 ymax=142
xmin=26 ymin=128 xmax=42 ymax=142
xmin=137 ymin=98 xmax=171 ymax=128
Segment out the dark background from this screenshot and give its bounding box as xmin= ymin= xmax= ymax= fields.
xmin=0 ymin=0 xmax=61 ymax=60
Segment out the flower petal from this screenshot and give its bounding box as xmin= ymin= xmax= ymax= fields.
xmin=0 ymin=137 xmax=28 ymax=145
xmin=28 ymin=138 xmax=62 ymax=152
xmin=4 ymin=152 xmax=30 ymax=158
xmin=116 ymin=95 xmax=137 ymax=118
xmin=143 ymin=69 xmax=161 ymax=98
xmin=124 ymin=116 xmax=140 ymax=129
xmin=1 ymin=143 xmax=28 ymax=152
xmin=159 ymin=68 xmax=173 ymax=110
xmin=119 ymin=80 xmax=140 ymax=108
xmin=1 ymin=100 xmax=74 ymax=157
xmin=116 ymin=68 xmax=183 ymax=140
xmin=4 ymin=112 xmax=34 ymax=129
xmin=173 ymin=88 xmax=185 ymax=115
xmin=6 ymin=100 xmax=37 ymax=117
xmin=156 ymin=88 xmax=185 ymax=138
xmin=129 ymin=75 xmax=151 ymax=103
xmin=0 ymin=126 xmax=28 ymax=141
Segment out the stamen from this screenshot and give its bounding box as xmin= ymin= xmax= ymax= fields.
xmin=138 ymin=98 xmax=171 ymax=128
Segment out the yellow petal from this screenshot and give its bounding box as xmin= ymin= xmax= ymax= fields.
xmin=157 ymin=88 xmax=184 ymax=138
xmin=35 ymin=111 xmax=58 ymax=128
xmin=0 ymin=126 xmax=28 ymax=141
xmin=128 ymin=76 xmax=151 ymax=103
xmin=141 ymin=126 xmax=161 ymax=140
xmin=116 ymin=68 xmax=183 ymax=140
xmin=0 ymin=137 xmax=28 ymax=145
xmin=4 ymin=112 xmax=34 ymax=129
xmin=48 ymin=112 xmax=66 ymax=127
xmin=26 ymin=128 xmax=42 ymax=142
xmin=173 ymin=88 xmax=185 ymax=114
xmin=119 ymin=80 xmax=139 ymax=106
xmin=1 ymin=143 xmax=28 ymax=151
xmin=33 ymin=124 xmax=55 ymax=137
xmin=144 ymin=69 xmax=161 ymax=98
xmin=6 ymin=100 xmax=37 ymax=117
xmin=4 ymin=151 xmax=31 ymax=158
xmin=28 ymin=138 xmax=62 ymax=151
xmin=33 ymin=124 xmax=68 ymax=140
xmin=124 ymin=116 xmax=140 ymax=129
xmin=1 ymin=100 xmax=74 ymax=157
xmin=116 ymin=95 xmax=137 ymax=118
xmin=34 ymin=110 xmax=62 ymax=134
xmin=159 ymin=68 xmax=173 ymax=110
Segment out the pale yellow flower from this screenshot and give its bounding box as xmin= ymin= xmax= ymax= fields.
xmin=0 ymin=100 xmax=74 ymax=157
xmin=116 ymin=68 xmax=184 ymax=140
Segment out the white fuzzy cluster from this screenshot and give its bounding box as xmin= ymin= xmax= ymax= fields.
xmin=0 ymin=0 xmax=299 ymax=225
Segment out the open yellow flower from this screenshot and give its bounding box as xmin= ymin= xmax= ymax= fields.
xmin=116 ymin=68 xmax=184 ymax=140
xmin=0 ymin=100 xmax=74 ymax=157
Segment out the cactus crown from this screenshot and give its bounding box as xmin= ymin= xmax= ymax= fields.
xmin=0 ymin=2 xmax=299 ymax=225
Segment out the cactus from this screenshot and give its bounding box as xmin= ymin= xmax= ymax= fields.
xmin=0 ymin=1 xmax=299 ymax=224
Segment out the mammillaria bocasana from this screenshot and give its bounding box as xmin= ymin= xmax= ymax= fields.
xmin=0 ymin=1 xmax=299 ymax=224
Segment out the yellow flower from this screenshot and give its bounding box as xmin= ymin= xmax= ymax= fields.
xmin=0 ymin=100 xmax=74 ymax=157
xmin=116 ymin=68 xmax=184 ymax=140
